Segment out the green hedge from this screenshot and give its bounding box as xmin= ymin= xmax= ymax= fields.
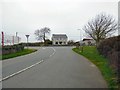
xmin=97 ymin=35 xmax=120 ymax=84
xmin=21 ymin=42 xmax=44 ymax=46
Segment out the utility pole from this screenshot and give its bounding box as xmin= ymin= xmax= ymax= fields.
xmin=78 ymin=29 xmax=83 ymax=52
xmin=16 ymin=32 xmax=18 ymax=37
xmin=16 ymin=32 xmax=19 ymax=44
xmin=78 ymin=29 xmax=81 ymax=46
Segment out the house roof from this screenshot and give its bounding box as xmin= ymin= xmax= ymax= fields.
xmin=52 ymin=34 xmax=68 ymax=38
xmin=83 ymin=38 xmax=93 ymax=41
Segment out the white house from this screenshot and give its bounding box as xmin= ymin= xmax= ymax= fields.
xmin=52 ymin=34 xmax=68 ymax=45
xmin=82 ymin=38 xmax=95 ymax=45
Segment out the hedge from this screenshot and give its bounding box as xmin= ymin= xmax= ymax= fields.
xmin=97 ymin=35 xmax=120 ymax=84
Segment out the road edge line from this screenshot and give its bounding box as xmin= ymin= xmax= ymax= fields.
xmin=0 ymin=60 xmax=44 ymax=82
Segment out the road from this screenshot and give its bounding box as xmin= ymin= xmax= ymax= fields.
xmin=2 ymin=46 xmax=107 ymax=88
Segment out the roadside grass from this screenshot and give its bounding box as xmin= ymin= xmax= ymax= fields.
xmin=0 ymin=55 xmax=1 ymax=60
xmin=2 ymin=49 xmax=37 ymax=60
xmin=72 ymin=46 xmax=118 ymax=89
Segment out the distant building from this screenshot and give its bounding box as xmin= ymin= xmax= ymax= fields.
xmin=52 ymin=34 xmax=68 ymax=45
xmin=82 ymin=38 xmax=95 ymax=45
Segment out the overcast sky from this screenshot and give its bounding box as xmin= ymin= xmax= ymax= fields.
xmin=1 ymin=0 xmax=118 ymax=42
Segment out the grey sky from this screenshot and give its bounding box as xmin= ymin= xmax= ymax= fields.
xmin=1 ymin=0 xmax=118 ymax=42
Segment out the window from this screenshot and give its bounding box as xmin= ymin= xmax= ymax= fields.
xmin=59 ymin=42 xmax=62 ymax=45
xmin=55 ymin=42 xmax=58 ymax=44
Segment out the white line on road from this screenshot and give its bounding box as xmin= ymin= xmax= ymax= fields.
xmin=42 ymin=47 xmax=46 ymax=49
xmin=49 ymin=47 xmax=56 ymax=57
xmin=1 ymin=47 xmax=56 ymax=82
xmin=0 ymin=60 xmax=44 ymax=82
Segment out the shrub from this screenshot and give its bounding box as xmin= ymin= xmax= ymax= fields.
xmin=97 ymin=35 xmax=120 ymax=84
xmin=21 ymin=42 xmax=44 ymax=46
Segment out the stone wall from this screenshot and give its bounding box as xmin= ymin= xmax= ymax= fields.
xmin=2 ymin=43 xmax=24 ymax=55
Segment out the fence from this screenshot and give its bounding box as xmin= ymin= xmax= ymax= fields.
xmin=1 ymin=31 xmax=21 ymax=46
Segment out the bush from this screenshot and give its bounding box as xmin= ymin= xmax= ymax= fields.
xmin=97 ymin=35 xmax=120 ymax=84
xmin=22 ymin=42 xmax=44 ymax=46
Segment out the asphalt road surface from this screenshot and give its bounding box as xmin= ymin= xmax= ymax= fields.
xmin=2 ymin=46 xmax=107 ymax=88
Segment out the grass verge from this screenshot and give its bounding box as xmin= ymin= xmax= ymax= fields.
xmin=72 ymin=46 xmax=118 ymax=89
xmin=2 ymin=49 xmax=37 ymax=60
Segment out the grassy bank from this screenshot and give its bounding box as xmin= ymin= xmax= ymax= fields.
xmin=2 ymin=49 xmax=37 ymax=60
xmin=72 ymin=46 xmax=118 ymax=89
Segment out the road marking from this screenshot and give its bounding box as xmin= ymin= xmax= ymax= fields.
xmin=49 ymin=55 xmax=52 ymax=57
xmin=49 ymin=47 xmax=56 ymax=57
xmin=1 ymin=47 xmax=56 ymax=82
xmin=0 ymin=60 xmax=44 ymax=82
xmin=42 ymin=47 xmax=46 ymax=49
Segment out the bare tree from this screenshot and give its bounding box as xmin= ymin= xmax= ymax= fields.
xmin=83 ymin=13 xmax=117 ymax=46
xmin=118 ymin=18 xmax=120 ymax=35
xmin=34 ymin=27 xmax=51 ymax=44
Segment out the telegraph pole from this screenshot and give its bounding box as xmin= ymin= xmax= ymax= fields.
xmin=78 ymin=29 xmax=83 ymax=52
xmin=16 ymin=32 xmax=18 ymax=37
xmin=78 ymin=29 xmax=81 ymax=46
